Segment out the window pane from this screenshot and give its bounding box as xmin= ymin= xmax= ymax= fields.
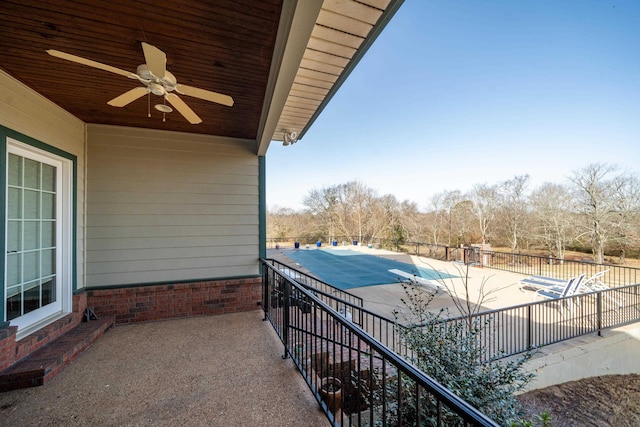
xmin=7 ymin=253 xmax=22 ymax=286
xmin=8 ymin=187 xmax=22 ymax=219
xmin=42 ymin=221 xmax=55 ymax=248
xmin=8 ymin=154 xmax=22 ymax=186
xmin=24 ymin=159 xmax=41 ymax=189
xmin=6 ymin=293 xmax=22 ymax=321
xmin=41 ymin=249 xmax=56 ymax=276
xmin=41 ymin=192 xmax=55 ymax=219
xmin=23 ymin=251 xmax=40 ymax=282
xmin=7 ymin=220 xmax=22 ymax=253
xmin=42 ymin=164 xmax=56 ymax=192
xmin=24 ymin=190 xmax=40 ymax=219
xmin=42 ymin=279 xmax=56 ymax=306
xmin=23 ymin=221 xmax=40 ymax=251
xmin=23 ymin=283 xmax=41 ymax=315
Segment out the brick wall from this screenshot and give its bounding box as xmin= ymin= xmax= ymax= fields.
xmin=86 ymin=277 xmax=263 ymax=324
xmin=0 ymin=326 xmax=18 ymax=372
xmin=1 ymin=293 xmax=87 ymax=371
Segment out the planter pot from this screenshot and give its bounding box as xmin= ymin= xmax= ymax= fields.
xmin=319 ymin=377 xmax=342 ymax=414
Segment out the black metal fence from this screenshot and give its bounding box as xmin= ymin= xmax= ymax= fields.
xmin=423 ymin=283 xmax=640 ymax=363
xmin=263 ymin=259 xmax=407 ymax=353
xmin=396 ymin=242 xmax=639 ymax=289
xmin=478 ymin=251 xmax=639 ymax=289
xmin=262 ymin=259 xmax=499 ymax=427
xmin=265 ymin=256 xmax=640 ymax=364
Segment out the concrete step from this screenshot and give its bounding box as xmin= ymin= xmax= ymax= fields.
xmin=0 ymin=317 xmax=114 ymax=392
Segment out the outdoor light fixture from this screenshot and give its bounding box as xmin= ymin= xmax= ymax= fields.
xmin=282 ymin=129 xmax=299 ymax=146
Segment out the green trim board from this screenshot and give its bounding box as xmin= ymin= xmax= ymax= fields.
xmin=0 ymin=125 xmax=78 ymax=325
xmin=259 ymin=156 xmax=267 ymax=267
xmin=0 ymin=132 xmax=5 ymax=325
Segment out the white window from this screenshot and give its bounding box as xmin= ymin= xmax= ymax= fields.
xmin=4 ymin=138 xmax=73 ymax=338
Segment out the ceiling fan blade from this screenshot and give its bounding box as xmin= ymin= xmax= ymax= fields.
xmin=108 ymin=87 xmax=150 ymax=107
xmin=47 ymin=49 xmax=136 ymax=79
xmin=141 ymin=42 xmax=167 ymax=80
xmin=165 ymin=93 xmax=202 ymax=124
xmin=175 ymin=84 xmax=234 ymax=107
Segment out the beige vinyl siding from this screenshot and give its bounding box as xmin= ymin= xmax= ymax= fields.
xmin=0 ymin=69 xmax=86 ymax=290
xmin=85 ymin=124 xmax=259 ymax=287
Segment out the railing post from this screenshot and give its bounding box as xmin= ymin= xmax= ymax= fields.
xmin=262 ymin=266 xmax=269 ymax=321
xmin=282 ymin=278 xmax=291 ymax=358
xmin=538 ymin=256 xmax=542 ymax=276
xmin=527 ymin=304 xmax=532 ymax=350
xmin=597 ymin=292 xmax=602 ymax=337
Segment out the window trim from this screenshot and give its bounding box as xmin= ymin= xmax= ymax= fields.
xmin=1 ymin=126 xmax=77 ymax=334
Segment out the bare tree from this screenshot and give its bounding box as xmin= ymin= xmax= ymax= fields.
xmin=529 ymin=183 xmax=575 ymax=260
xmin=266 ymin=206 xmax=295 ymax=242
xmin=610 ymin=173 xmax=640 ymax=263
xmin=442 ymin=190 xmax=465 ymax=246
xmin=303 ymin=185 xmax=339 ymax=241
xmin=398 ymin=200 xmax=425 ymax=242
xmin=497 ymin=175 xmax=531 ymax=252
xmin=569 ymin=163 xmax=639 ymax=264
xmin=425 ymin=191 xmax=448 ymax=246
xmin=469 ymin=183 xmax=499 ymax=246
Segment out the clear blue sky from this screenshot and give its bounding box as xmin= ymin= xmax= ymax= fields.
xmin=266 ymin=0 xmax=640 ymax=211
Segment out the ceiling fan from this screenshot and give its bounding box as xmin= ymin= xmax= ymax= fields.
xmin=47 ymin=42 xmax=233 ymax=124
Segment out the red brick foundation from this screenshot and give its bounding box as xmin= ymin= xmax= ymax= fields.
xmin=1 ymin=278 xmax=261 ymax=374
xmin=86 ymin=277 xmax=263 ymax=324
xmin=0 ymin=326 xmax=18 ymax=372
xmin=0 ymin=293 xmax=87 ymax=372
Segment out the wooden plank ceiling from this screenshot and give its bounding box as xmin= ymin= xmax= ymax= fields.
xmin=0 ymin=0 xmax=400 ymax=147
xmin=273 ymin=0 xmax=392 ymax=142
xmin=0 ymin=0 xmax=282 ymax=140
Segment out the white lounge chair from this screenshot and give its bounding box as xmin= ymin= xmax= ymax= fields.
xmin=520 ymin=274 xmax=586 ymax=301
xmin=582 ymin=269 xmax=609 ymax=291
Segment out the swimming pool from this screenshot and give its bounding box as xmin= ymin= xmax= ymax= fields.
xmin=285 ymin=248 xmax=456 ymax=290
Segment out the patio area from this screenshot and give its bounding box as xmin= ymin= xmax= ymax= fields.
xmin=0 ymin=311 xmax=328 ymax=426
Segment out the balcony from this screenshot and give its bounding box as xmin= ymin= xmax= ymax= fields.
xmin=2 ymin=247 xmax=637 ymax=426
xmin=0 ymin=311 xmax=328 ymax=426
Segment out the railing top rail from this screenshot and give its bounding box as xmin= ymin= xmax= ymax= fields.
xmin=262 ymin=261 xmax=499 ymax=426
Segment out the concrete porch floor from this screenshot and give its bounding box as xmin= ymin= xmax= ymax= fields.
xmin=0 ymin=311 xmax=328 ymax=426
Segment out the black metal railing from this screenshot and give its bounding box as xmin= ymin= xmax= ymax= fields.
xmin=479 ymin=251 xmax=639 ymax=289
xmin=394 ymin=242 xmax=639 ymax=289
xmin=265 ymin=255 xmax=640 ymax=362
xmin=421 ymin=283 xmax=640 ymax=363
xmin=262 ymin=260 xmax=499 ymax=427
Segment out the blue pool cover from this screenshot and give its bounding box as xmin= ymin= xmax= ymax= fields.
xmin=285 ymin=249 xmax=456 ymax=290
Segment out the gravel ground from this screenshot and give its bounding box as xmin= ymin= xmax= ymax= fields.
xmin=518 ymin=374 xmax=640 ymax=427
xmin=0 ymin=311 xmax=328 ymax=427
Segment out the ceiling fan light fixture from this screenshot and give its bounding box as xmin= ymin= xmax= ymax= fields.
xmin=154 ymin=104 xmax=172 ymax=113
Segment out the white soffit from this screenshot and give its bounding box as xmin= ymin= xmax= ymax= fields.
xmin=272 ymin=0 xmax=396 ymax=143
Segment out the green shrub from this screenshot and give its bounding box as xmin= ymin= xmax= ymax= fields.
xmin=389 ymin=265 xmax=538 ymax=426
